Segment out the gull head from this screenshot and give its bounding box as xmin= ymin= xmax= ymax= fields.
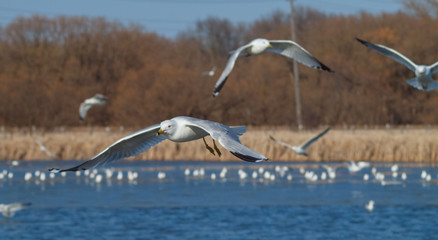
xmin=250 ymin=38 xmax=272 ymax=54
xmin=416 ymin=66 xmax=426 ymax=76
xmin=157 ymin=120 xmax=176 ymax=136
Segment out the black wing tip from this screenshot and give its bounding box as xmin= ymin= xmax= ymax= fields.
xmin=355 ymin=37 xmax=367 ymax=45
xmin=49 ymin=166 xmax=84 ymax=173
xmin=212 ymin=91 xmax=219 ymax=97
xmin=230 ymin=151 xmax=268 ymax=163
xmin=321 ymin=64 xmax=334 ymax=73
xmin=269 ymin=135 xmax=276 ymax=141
xmin=48 ymin=168 xmax=60 ymax=173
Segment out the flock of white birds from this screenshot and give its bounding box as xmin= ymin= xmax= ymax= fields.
xmin=2 ymin=159 xmax=438 ymax=216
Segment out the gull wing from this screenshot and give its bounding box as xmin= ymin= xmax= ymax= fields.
xmin=356 ymin=38 xmax=417 ymax=72
xmin=300 ymin=128 xmax=330 ymax=150
xmin=429 ymin=61 xmax=438 ymax=74
xmin=269 ymin=135 xmax=296 ymax=150
xmin=79 ymin=102 xmax=93 ymax=121
xmin=49 ymin=124 xmax=166 ymax=172
xmin=266 ymin=40 xmax=333 ymax=72
xmin=213 ymin=43 xmax=253 ymax=97
xmin=186 ymin=120 xmax=268 ymax=162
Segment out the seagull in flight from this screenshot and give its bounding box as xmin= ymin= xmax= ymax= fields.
xmin=34 ymin=138 xmax=55 ymax=159
xmin=0 ymin=202 xmax=31 ymax=217
xmin=79 ymin=94 xmax=107 ymax=122
xmin=356 ymin=38 xmax=438 ymax=91
xmin=270 ymin=128 xmax=330 ymax=156
xmin=49 ymin=116 xmax=268 ymax=172
xmin=213 ymin=38 xmax=333 ymax=97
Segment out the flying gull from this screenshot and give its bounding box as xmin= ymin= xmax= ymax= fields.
xmin=49 ymin=116 xmax=268 ymax=172
xmin=79 ymin=94 xmax=107 ymax=122
xmin=269 ymin=128 xmax=330 ymax=156
xmin=34 ymin=138 xmax=55 ymax=159
xmin=357 ymin=38 xmax=438 ymax=91
xmin=213 ymin=38 xmax=333 ymax=97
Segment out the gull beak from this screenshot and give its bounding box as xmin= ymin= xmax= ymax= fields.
xmin=156 ymin=129 xmax=165 ymax=136
xmin=268 ymin=44 xmax=273 ymax=48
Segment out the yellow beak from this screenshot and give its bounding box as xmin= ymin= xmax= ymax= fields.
xmin=268 ymin=44 xmax=273 ymax=48
xmin=157 ymin=129 xmax=165 ymax=136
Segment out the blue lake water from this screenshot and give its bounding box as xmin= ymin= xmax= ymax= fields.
xmin=0 ymin=160 xmax=437 ymax=239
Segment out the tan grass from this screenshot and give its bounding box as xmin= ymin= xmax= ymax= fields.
xmin=1 ymin=127 xmax=438 ymax=163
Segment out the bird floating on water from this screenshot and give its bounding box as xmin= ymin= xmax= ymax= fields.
xmin=346 ymin=161 xmax=370 ymax=173
xmin=357 ymin=38 xmax=438 ymax=91
xmin=0 ymin=202 xmax=31 ymax=217
xmin=270 ymin=128 xmax=330 ymax=156
xmin=365 ymin=200 xmax=374 ymax=212
xmin=213 ymin=38 xmax=333 ymax=97
xmin=49 ymin=116 xmax=267 ymax=172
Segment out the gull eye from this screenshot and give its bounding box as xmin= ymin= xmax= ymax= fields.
xmin=168 ymin=125 xmax=172 ymax=128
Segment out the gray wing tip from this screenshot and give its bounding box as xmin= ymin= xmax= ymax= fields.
xmin=212 ymin=91 xmax=219 ymax=97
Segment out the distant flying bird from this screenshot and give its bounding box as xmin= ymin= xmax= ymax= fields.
xmin=269 ymin=128 xmax=330 ymax=156
xmin=213 ymin=38 xmax=333 ymax=97
xmin=34 ymin=138 xmax=54 ymax=159
xmin=202 ymin=66 xmax=217 ymax=77
xmin=0 ymin=202 xmax=31 ymax=217
xmin=49 ymin=116 xmax=268 ymax=172
xmin=79 ymin=94 xmax=107 ymax=122
xmin=356 ymin=38 xmax=438 ymax=91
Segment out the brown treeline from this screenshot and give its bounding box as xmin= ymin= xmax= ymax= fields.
xmin=1 ymin=2 xmax=438 ymax=130
xmin=2 ymin=127 xmax=438 ymax=163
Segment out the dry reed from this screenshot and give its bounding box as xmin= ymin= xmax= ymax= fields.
xmin=1 ymin=127 xmax=438 ymax=163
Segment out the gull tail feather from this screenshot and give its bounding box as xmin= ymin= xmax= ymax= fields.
xmin=230 ymin=126 xmax=246 ymax=137
xmin=406 ymin=78 xmax=423 ymax=90
xmin=427 ymin=81 xmax=438 ymax=91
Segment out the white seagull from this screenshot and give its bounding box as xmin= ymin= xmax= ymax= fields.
xmin=365 ymin=200 xmax=374 ymax=212
xmin=346 ymin=161 xmax=370 ymax=173
xmin=79 ymin=93 xmax=107 ymax=122
xmin=0 ymin=202 xmax=31 ymax=217
xmin=49 ymin=116 xmax=268 ymax=172
xmin=202 ymin=66 xmax=217 ymax=77
xmin=34 ymin=138 xmax=55 ymax=159
xmin=356 ymin=38 xmax=438 ymax=91
xmin=213 ymin=38 xmax=333 ymax=96
xmin=269 ymin=128 xmax=330 ymax=156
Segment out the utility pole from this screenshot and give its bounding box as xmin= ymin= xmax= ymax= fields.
xmin=289 ymin=0 xmax=303 ymax=131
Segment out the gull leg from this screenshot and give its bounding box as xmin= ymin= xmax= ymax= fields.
xmin=203 ymin=137 xmax=215 ymax=156
xmin=213 ymin=140 xmax=222 ymax=157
